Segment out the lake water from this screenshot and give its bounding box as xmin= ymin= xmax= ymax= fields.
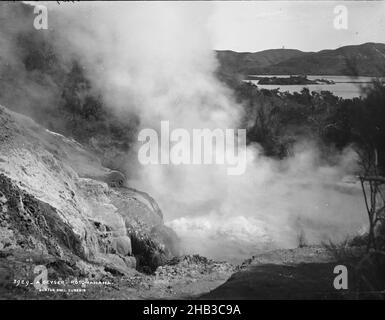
xmin=245 ymin=75 xmax=376 ymax=99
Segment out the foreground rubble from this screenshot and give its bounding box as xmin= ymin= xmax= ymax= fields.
xmin=0 ymin=253 xmax=235 ymax=299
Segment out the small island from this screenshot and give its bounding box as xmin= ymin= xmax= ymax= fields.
xmin=245 ymin=75 xmax=335 ymax=85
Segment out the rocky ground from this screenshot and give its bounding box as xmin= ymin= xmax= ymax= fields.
xmin=0 ymin=253 xmax=235 ymax=299
xmin=0 ymin=245 xmax=367 ymax=300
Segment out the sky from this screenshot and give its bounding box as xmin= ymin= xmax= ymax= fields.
xmin=34 ymin=1 xmax=385 ymax=53
xmin=208 ymin=1 xmax=385 ymax=52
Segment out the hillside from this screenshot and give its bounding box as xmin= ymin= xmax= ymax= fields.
xmin=216 ymin=43 xmax=385 ymax=76
xmin=215 ymin=49 xmax=308 ymax=75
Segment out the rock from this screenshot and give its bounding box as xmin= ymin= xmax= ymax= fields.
xmin=112 ymin=236 xmax=132 ymax=256
xmin=87 ymin=170 xmax=126 ymax=188
xmin=150 ymin=224 xmax=181 ymax=257
xmin=0 ymin=191 xmax=7 ymax=203
xmin=122 ymin=256 xmax=136 ymax=269
xmin=102 ymin=254 xmax=132 ymax=275
xmin=105 ymin=171 xmax=126 ymax=188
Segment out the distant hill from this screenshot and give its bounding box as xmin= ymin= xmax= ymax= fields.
xmin=216 ymin=43 xmax=385 ymax=77
xmin=215 ymin=49 xmax=307 ymax=75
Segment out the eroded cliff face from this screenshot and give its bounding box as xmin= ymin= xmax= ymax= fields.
xmin=0 ymin=105 xmax=179 ymax=290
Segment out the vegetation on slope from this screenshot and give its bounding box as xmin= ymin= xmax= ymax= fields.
xmin=216 ymin=43 xmax=385 ymax=76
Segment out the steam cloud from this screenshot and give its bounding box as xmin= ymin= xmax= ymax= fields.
xmin=8 ymin=2 xmax=368 ymax=262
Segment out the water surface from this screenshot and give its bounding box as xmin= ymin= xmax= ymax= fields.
xmin=245 ymin=75 xmax=377 ymax=99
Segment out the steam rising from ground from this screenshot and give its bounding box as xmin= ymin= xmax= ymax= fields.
xmin=42 ymin=2 xmax=367 ymax=262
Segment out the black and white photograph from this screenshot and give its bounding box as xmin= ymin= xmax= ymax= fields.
xmin=0 ymin=0 xmax=385 ymax=307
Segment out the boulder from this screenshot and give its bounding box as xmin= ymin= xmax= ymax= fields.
xmin=122 ymin=256 xmax=136 ymax=269
xmin=112 ymin=235 xmax=132 ymax=256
